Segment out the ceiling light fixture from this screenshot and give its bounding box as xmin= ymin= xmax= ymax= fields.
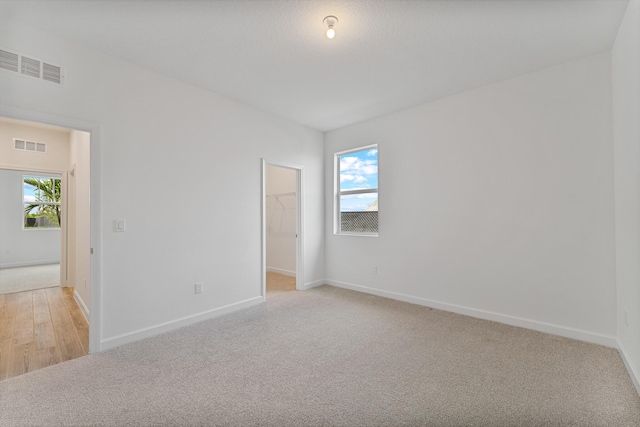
xmin=323 ymin=15 xmax=338 ymax=39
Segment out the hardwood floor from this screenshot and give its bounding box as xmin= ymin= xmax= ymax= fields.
xmin=0 ymin=287 xmax=88 ymax=381
xmin=266 ymin=272 xmax=296 ymax=297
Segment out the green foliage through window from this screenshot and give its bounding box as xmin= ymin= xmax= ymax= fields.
xmin=23 ymin=176 xmax=61 ymax=229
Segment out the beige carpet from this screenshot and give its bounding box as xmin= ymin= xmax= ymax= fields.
xmin=0 ymin=264 xmax=60 ymax=295
xmin=1 ymin=285 xmax=639 ymax=426
xmin=266 ymin=271 xmax=296 ymax=297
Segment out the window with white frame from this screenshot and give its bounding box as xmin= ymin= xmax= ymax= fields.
xmin=335 ymin=145 xmax=378 ymax=235
xmin=23 ymin=175 xmax=61 ymax=229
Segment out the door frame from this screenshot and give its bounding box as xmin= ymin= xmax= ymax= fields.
xmin=66 ymin=165 xmax=76 ymax=289
xmin=0 ymin=104 xmax=102 ymax=353
xmin=261 ymin=159 xmax=304 ymax=300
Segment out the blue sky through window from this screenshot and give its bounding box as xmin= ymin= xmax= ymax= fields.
xmin=340 ymin=148 xmax=378 ymax=212
xmin=24 ymin=180 xmax=37 ymax=202
xmin=23 ymin=176 xmax=61 ymax=203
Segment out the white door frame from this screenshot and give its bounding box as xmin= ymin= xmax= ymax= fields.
xmin=261 ymin=159 xmax=304 ymax=300
xmin=0 ymin=104 xmax=102 ymax=353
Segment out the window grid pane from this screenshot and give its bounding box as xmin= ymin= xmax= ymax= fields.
xmin=23 ymin=176 xmax=62 ymax=229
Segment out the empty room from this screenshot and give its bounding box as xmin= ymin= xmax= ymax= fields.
xmin=0 ymin=0 xmax=639 ymax=425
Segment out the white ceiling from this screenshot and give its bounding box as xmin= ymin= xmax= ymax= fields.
xmin=1 ymin=0 xmax=630 ymax=131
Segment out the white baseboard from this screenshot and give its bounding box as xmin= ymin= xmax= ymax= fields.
xmin=73 ymin=290 xmax=90 ymax=325
xmin=325 ymin=279 xmax=618 ymax=348
xmin=302 ymin=279 xmax=325 ymax=290
xmin=0 ymin=260 xmax=60 ymax=269
xmin=266 ymin=267 xmax=296 ymax=277
xmin=618 ymin=341 xmax=640 ymax=396
xmin=100 ymin=296 xmax=263 ymax=351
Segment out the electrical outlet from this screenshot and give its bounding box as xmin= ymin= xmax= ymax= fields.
xmin=195 ymin=282 xmax=203 ymax=294
xmin=624 ymin=310 xmax=629 ymax=327
xmin=372 ymin=266 xmax=378 ymax=275
xmin=84 ymin=278 xmax=87 ymax=289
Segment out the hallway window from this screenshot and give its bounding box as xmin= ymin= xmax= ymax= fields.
xmin=23 ymin=175 xmax=61 ymax=229
xmin=335 ymin=145 xmax=378 ymax=235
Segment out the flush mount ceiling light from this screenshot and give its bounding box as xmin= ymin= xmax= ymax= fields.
xmin=323 ymin=15 xmax=338 ymax=39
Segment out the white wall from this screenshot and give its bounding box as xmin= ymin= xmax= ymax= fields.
xmin=69 ymin=130 xmax=91 ymax=318
xmin=612 ymin=0 xmax=640 ymax=393
xmin=0 ymin=19 xmax=325 ymax=347
xmin=0 ymin=169 xmax=62 ymax=268
xmin=0 ymin=120 xmax=69 ymax=268
xmin=266 ymin=165 xmax=297 ymax=276
xmin=325 ymin=52 xmax=617 ymax=345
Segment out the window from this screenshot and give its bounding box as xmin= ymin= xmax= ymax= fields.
xmin=335 ymin=145 xmax=378 ymax=235
xmin=23 ymin=175 xmax=61 ymax=229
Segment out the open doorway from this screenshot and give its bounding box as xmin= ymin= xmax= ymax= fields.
xmin=0 ymin=117 xmax=91 ymax=381
xmin=0 ymin=170 xmax=62 ymax=294
xmin=261 ymin=161 xmax=303 ymax=300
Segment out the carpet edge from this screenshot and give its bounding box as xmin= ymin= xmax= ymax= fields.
xmin=100 ymin=295 xmax=263 ymax=351
xmin=326 ymin=278 xmax=618 ymax=348
xmin=619 ymin=340 xmax=640 ymax=396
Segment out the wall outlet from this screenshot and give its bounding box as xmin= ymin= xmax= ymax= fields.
xmin=84 ymin=278 xmax=87 ymax=289
xmin=624 ymin=310 xmax=628 ymax=327
xmin=195 ymin=282 xmax=203 ymax=294
xmin=372 ymin=266 xmax=378 ymax=275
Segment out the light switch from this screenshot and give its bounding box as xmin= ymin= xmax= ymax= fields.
xmin=115 ymin=220 xmax=126 ymax=232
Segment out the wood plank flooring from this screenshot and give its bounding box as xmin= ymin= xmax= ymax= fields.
xmin=0 ymin=287 xmax=88 ymax=381
xmin=266 ymin=272 xmax=296 ymax=297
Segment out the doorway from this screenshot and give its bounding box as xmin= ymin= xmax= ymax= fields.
xmin=0 ymin=114 xmax=94 ymax=380
xmin=0 ymin=169 xmax=63 ymax=294
xmin=261 ymin=160 xmax=303 ymax=300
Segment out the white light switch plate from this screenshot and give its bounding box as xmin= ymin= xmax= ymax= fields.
xmin=115 ymin=220 xmax=126 ymax=232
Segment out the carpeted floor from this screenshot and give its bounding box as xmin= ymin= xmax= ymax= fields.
xmin=1 ymin=285 xmax=639 ymax=426
xmin=0 ymin=264 xmax=60 ymax=295
xmin=266 ymin=271 xmax=296 ymax=297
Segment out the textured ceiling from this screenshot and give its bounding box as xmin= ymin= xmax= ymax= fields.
xmin=0 ymin=0 xmax=630 ymax=131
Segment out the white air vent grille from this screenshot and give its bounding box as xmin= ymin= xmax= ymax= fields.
xmin=14 ymin=138 xmax=47 ymax=153
xmin=21 ymin=56 xmax=41 ymax=78
xmin=0 ymin=47 xmax=64 ymax=86
xmin=42 ymin=63 xmax=61 ymax=84
xmin=0 ymin=49 xmax=19 ymax=72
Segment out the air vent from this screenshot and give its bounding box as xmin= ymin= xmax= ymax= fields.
xmin=42 ymin=63 xmax=61 ymax=84
xmin=0 ymin=49 xmax=19 ymax=72
xmin=21 ymin=56 xmax=41 ymax=78
xmin=13 ymin=138 xmax=47 ymax=153
xmin=0 ymin=47 xmax=64 ymax=86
